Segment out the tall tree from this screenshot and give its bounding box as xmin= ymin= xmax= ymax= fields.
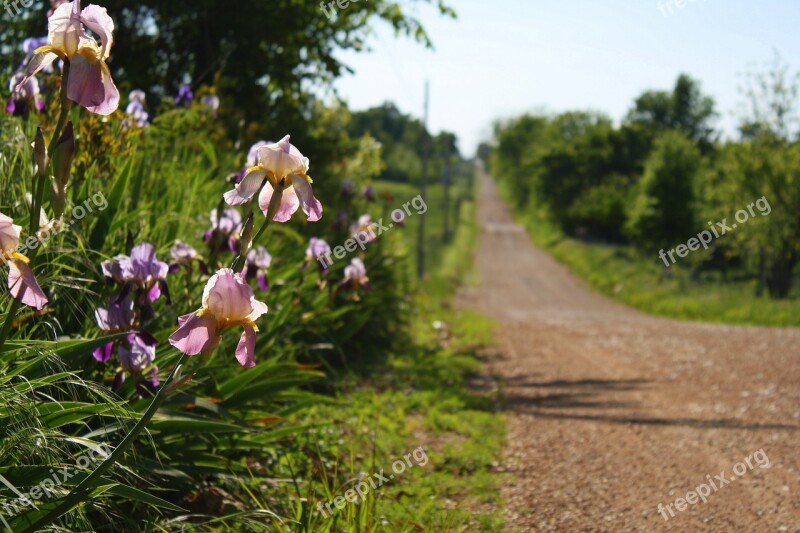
xmin=626 ymin=74 xmax=717 ymax=152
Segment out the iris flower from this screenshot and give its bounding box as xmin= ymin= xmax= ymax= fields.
xmin=101 ymin=243 xmax=169 ymax=304
xmin=169 ymin=268 xmax=268 ymax=368
xmin=202 ymin=94 xmax=220 ymax=117
xmin=92 ymin=297 xmax=134 ymax=362
xmin=204 ymin=208 xmax=242 ymax=254
xmin=0 ymin=213 xmax=48 ymax=310
xmin=17 ymin=0 xmax=120 ymax=115
xmin=175 ymin=84 xmax=193 ymax=106
xmin=125 ymin=89 xmax=148 ymax=127
xmin=342 ymin=258 xmax=370 ymax=291
xmin=244 ymin=246 xmax=272 ymax=291
xmin=303 ymin=237 xmax=332 ymax=272
xmin=169 ymin=240 xmax=206 ymax=274
xmin=350 ymin=214 xmax=377 ymax=244
xmin=223 ymin=135 xmax=323 ymax=223
xmin=6 ymin=72 xmax=45 ymax=116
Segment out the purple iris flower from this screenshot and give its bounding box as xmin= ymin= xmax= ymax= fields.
xmin=342 ymin=258 xmax=371 ymax=299
xmin=116 ymin=333 xmax=160 ymax=396
xmin=175 ymin=84 xmax=194 ymax=106
xmin=202 ymin=94 xmax=220 ymax=117
xmin=101 ymin=243 xmax=170 ymax=304
xmin=6 ymin=72 xmax=45 ymax=117
xmin=363 ymin=186 xmax=376 ymax=202
xmin=230 ymin=140 xmax=269 ymax=185
xmin=350 ymin=214 xmax=377 ymax=244
xmin=92 ymin=297 xmax=135 ymax=363
xmin=303 ymin=237 xmax=332 ymax=272
xmin=124 ymin=89 xmax=149 ymax=127
xmin=245 ymin=246 xmax=272 ymax=291
xmin=118 ymin=332 xmax=156 ymax=374
xmin=169 ymin=240 xmax=207 ymax=274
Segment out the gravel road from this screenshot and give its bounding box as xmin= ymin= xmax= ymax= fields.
xmin=456 ymin=172 xmax=800 ymax=532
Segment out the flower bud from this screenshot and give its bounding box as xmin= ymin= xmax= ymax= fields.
xmin=240 ymin=213 xmax=255 ymax=254
xmin=50 ymin=122 xmax=75 ymax=218
xmin=33 ymin=127 xmax=47 ymax=173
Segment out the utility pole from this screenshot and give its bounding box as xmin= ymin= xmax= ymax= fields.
xmin=417 ymin=80 xmax=429 ymax=280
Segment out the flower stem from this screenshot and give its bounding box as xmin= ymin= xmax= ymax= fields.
xmin=32 ymin=62 xmax=72 ymax=235
xmin=18 ymin=353 xmax=188 ymax=533
xmin=229 ymin=182 xmax=284 ymax=272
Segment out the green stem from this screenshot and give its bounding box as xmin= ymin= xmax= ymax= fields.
xmin=229 ymin=182 xmax=283 ymax=272
xmin=19 ymin=353 xmax=188 ymax=533
xmin=32 ymin=62 xmax=72 ymax=235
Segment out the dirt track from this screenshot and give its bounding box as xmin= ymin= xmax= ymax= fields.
xmin=456 ymin=172 xmax=800 ymax=532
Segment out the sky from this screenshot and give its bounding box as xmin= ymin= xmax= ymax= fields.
xmin=330 ymin=0 xmax=800 ymax=157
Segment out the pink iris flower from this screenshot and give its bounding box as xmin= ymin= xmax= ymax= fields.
xmin=223 ymin=135 xmax=323 ymax=223
xmin=169 ymin=268 xmax=268 ymax=368
xmin=0 ymin=213 xmax=48 ymax=310
xmin=17 ymin=0 xmax=120 ymax=115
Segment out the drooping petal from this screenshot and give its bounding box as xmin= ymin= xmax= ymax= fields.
xmin=148 ymin=366 xmax=160 ymax=387
xmin=8 ymin=259 xmax=48 ymax=310
xmin=223 ymin=167 xmax=267 ymax=206
xmin=79 ymin=3 xmax=114 ymax=58
xmin=67 ymin=54 xmax=119 ymax=115
xmin=258 ymin=182 xmax=299 ymax=222
xmin=291 ymin=175 xmax=323 ymax=222
xmin=147 ymin=282 xmax=161 ymax=303
xmin=256 ymin=271 xmax=269 ymax=291
xmin=235 ymin=324 xmax=257 ymax=368
xmin=16 ymin=50 xmax=60 ymax=94
xmin=168 ymin=312 xmax=219 ymax=356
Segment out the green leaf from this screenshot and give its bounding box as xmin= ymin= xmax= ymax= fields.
xmin=107 ymin=484 xmax=187 ymax=512
xmin=88 ymin=154 xmax=134 ymax=250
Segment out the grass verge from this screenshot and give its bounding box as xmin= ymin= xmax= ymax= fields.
xmin=284 ymin=183 xmax=505 ymax=532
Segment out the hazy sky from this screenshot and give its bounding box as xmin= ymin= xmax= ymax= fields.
xmin=331 ymin=0 xmax=800 ymax=156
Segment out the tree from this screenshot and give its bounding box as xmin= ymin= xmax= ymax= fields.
xmin=625 ymin=131 xmax=700 ymax=252
xmin=625 ymin=74 xmax=717 ymax=152
xmin=1 ymin=0 xmax=455 ymax=144
xmin=702 ymin=57 xmax=800 ymax=299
